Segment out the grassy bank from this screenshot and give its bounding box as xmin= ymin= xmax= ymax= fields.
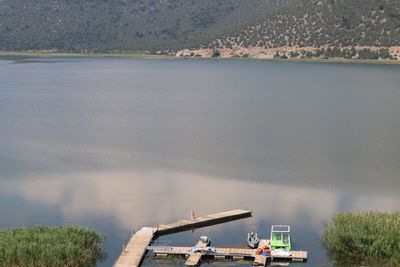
xmin=0 ymin=225 xmax=105 ymax=267
xmin=324 ymin=212 xmax=400 ymax=266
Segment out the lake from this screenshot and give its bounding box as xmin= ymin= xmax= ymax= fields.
xmin=0 ymin=58 xmax=399 ymax=266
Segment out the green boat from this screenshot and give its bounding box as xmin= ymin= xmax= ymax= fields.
xmin=270 ymin=225 xmax=291 ymax=251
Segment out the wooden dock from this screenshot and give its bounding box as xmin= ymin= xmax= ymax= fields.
xmin=274 ymin=250 xmax=308 ymax=262
xmin=150 ymin=246 xmax=255 ymax=257
xmin=114 ymin=227 xmax=156 ymax=267
xmin=156 ymin=209 xmax=252 ymax=235
xmin=114 ymin=209 xmax=252 ymax=267
xmin=185 ymin=238 xmax=209 ymax=266
xmin=148 ymin=245 xmax=307 ymax=265
xmin=253 ymin=254 xmax=267 ymax=266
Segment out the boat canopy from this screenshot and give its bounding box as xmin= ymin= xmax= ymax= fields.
xmin=271 ymin=225 xmax=290 ymax=233
xmin=270 ymin=225 xmax=291 ymax=251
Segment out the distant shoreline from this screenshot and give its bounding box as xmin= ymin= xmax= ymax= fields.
xmin=0 ymin=51 xmax=171 ymax=59
xmin=177 ymin=46 xmax=400 ymax=64
xmin=1 ymin=51 xmax=400 ymax=65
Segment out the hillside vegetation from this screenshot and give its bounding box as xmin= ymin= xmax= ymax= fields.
xmin=1 ymin=0 xmax=399 ymax=58
xmin=0 ymin=0 xmax=281 ymax=52
xmin=209 ymin=0 xmax=400 ymax=49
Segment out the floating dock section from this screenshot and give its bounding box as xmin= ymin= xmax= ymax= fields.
xmin=184 ymin=238 xmax=209 ymax=265
xmin=148 ymin=244 xmax=307 ymax=266
xmin=156 ymin=209 xmax=252 ymax=235
xmin=114 ymin=209 xmax=252 ymax=267
xmin=115 ymin=227 xmax=156 ymax=267
xmin=150 ymin=245 xmax=255 ymax=257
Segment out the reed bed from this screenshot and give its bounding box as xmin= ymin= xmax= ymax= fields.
xmin=0 ymin=225 xmax=105 ymax=267
xmin=324 ymin=211 xmax=400 ymax=266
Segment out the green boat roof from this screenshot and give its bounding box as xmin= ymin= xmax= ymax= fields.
xmin=271 ymin=225 xmax=290 ymax=233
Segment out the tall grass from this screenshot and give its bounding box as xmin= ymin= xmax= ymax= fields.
xmin=324 ymin=212 xmax=400 ymax=266
xmin=0 ymin=225 xmax=105 ymax=267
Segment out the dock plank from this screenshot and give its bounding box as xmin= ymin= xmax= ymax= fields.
xmin=185 ymin=253 xmax=202 ymax=266
xmin=156 ymin=209 xmax=252 ymax=235
xmin=271 ymin=250 xmax=308 ymax=261
xmin=291 ymin=250 xmax=308 ymax=261
xmin=149 ymin=246 xmax=307 ymax=263
xmin=150 ymin=246 xmax=254 ymax=257
xmin=253 ymin=255 xmax=267 ymax=266
xmin=114 ymin=227 xmax=156 ymax=267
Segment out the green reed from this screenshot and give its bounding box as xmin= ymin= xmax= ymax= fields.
xmin=0 ymin=225 xmax=105 ymax=267
xmin=324 ymin=212 xmax=400 ymax=266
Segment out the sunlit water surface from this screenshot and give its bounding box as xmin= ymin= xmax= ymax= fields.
xmin=0 ymin=58 xmax=399 ymax=266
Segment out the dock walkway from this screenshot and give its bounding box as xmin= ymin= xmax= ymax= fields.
xmin=114 ymin=227 xmax=155 ymax=267
xmin=148 ymin=245 xmax=307 ymax=264
xmin=150 ymin=246 xmax=255 ymax=257
xmin=114 ymin=209 xmax=252 ymax=267
xmin=156 ymin=209 xmax=252 ymax=235
xmin=185 ymin=238 xmax=209 ymax=266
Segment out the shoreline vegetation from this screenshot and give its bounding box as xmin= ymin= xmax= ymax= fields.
xmin=0 ymin=226 xmax=105 ymax=267
xmin=1 ymin=48 xmax=400 ymax=65
xmin=324 ymin=212 xmax=400 ymax=266
xmin=176 ymin=45 xmax=400 ymax=63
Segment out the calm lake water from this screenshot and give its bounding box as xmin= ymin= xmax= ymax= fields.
xmin=0 ymin=58 xmax=399 ymax=266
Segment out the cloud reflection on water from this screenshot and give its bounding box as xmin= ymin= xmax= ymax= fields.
xmin=1 ymin=169 xmax=398 ymax=231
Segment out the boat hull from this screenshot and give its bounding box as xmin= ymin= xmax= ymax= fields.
xmin=247 ymin=240 xmax=259 ymax=249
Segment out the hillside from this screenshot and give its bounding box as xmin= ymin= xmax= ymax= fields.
xmin=207 ymin=0 xmax=400 ymax=49
xmin=1 ymin=0 xmax=399 ymax=58
xmin=0 ymin=0 xmax=283 ymax=52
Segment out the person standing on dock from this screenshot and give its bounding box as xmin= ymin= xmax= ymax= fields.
xmin=191 ymin=210 xmax=196 ymax=220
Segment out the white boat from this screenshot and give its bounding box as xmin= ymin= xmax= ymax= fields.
xmin=247 ymin=232 xmax=260 ymax=248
